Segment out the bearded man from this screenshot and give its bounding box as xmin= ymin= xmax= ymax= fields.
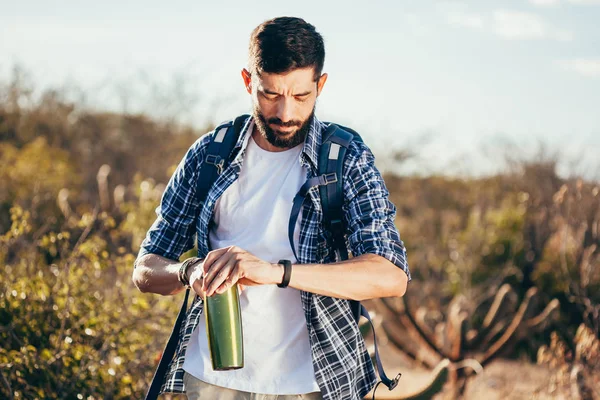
xmin=133 ymin=16 xmax=411 ymax=400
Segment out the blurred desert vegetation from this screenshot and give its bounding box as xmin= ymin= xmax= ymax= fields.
xmin=1 ymin=66 xmax=599 ymax=399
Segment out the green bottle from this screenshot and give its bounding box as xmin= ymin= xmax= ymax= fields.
xmin=204 ymin=284 xmax=244 ymax=370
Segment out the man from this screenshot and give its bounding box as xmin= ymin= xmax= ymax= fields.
xmin=133 ymin=16 xmax=411 ymax=400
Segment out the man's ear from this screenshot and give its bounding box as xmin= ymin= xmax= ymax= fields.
xmin=241 ymin=69 xmax=252 ymax=94
xmin=316 ymin=73 xmax=328 ymax=97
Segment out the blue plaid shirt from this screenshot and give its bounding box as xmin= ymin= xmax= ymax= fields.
xmin=137 ymin=115 xmax=411 ymax=400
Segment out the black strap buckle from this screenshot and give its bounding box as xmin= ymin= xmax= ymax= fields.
xmin=318 ymin=172 xmax=338 ymax=186
xmin=205 ymin=154 xmax=225 ymax=174
xmin=387 ymin=373 xmax=401 ymax=390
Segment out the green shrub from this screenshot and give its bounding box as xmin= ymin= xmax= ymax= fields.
xmin=0 ymin=199 xmax=183 ymax=399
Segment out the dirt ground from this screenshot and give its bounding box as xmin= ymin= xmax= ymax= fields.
xmin=365 ymin=340 xmax=572 ymax=400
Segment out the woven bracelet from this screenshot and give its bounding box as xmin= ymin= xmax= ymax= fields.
xmin=178 ymin=257 xmax=200 ymax=287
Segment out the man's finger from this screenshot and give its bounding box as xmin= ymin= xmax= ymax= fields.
xmin=202 ymin=252 xmax=232 ymax=293
xmin=202 ymin=247 xmax=230 ymax=275
xmin=215 ymin=264 xmax=241 ymax=295
xmin=205 ymin=256 xmax=237 ymax=296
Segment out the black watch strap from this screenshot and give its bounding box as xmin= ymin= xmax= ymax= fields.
xmin=277 ymin=259 xmax=292 ymax=288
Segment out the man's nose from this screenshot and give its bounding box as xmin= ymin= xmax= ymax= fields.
xmin=276 ymin=97 xmax=295 ymax=123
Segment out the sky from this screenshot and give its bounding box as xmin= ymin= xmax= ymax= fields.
xmin=1 ymin=0 xmax=599 ymax=178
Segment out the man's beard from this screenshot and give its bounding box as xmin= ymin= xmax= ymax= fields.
xmin=253 ymin=105 xmax=315 ymax=149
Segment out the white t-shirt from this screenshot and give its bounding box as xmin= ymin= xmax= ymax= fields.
xmin=183 ymin=128 xmax=320 ymax=395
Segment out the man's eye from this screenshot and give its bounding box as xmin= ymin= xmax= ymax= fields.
xmin=295 ymin=96 xmax=308 ymax=102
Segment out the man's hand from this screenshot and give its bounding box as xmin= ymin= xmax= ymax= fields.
xmin=201 ymin=246 xmax=283 ymax=297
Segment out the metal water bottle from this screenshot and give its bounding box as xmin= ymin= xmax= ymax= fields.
xmin=204 ymin=284 xmax=244 ymax=370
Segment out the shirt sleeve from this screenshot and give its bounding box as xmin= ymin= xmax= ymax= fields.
xmin=342 ymin=141 xmax=411 ymax=281
xmin=136 ymin=136 xmax=208 ymax=263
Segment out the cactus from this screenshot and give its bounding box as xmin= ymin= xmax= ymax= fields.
xmin=57 ymin=188 xmax=72 ymax=219
xmin=538 ymin=323 xmax=600 ymax=400
xmin=371 ymin=284 xmax=559 ymax=397
xmin=400 ymin=359 xmax=451 ymax=400
xmin=367 ymin=359 xmax=450 ymax=400
xmin=96 ymin=164 xmax=111 ymax=211
xmin=113 ymin=184 xmax=126 ymax=209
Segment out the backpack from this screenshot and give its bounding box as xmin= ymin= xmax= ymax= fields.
xmin=145 ymin=114 xmax=400 ymax=400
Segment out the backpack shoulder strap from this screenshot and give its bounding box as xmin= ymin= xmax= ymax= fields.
xmin=318 ymin=123 xmax=402 ymax=392
xmin=318 ymin=123 xmax=361 ymax=321
xmin=196 ymin=114 xmax=249 ymax=211
xmin=318 ymin=123 xmax=358 ymax=261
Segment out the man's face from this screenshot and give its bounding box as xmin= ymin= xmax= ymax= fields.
xmin=242 ymin=67 xmax=327 ymax=149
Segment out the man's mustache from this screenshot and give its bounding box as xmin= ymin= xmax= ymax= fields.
xmin=267 ymin=118 xmax=302 ymax=128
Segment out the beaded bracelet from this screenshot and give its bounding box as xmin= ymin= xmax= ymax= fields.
xmin=178 ymin=257 xmax=201 ymax=287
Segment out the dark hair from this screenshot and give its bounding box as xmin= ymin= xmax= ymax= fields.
xmin=248 ymin=17 xmax=325 ymax=81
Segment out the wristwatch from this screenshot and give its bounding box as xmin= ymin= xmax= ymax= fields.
xmin=277 ymin=259 xmax=292 ymax=288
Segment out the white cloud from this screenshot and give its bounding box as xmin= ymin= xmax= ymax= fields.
xmin=567 ymin=0 xmax=600 ymax=4
xmin=446 ymin=11 xmax=485 ymax=30
xmin=554 ymin=30 xmax=575 ymax=42
xmin=400 ymin=12 xmax=431 ymax=36
xmin=492 ymin=10 xmax=547 ymax=39
xmin=558 ymin=59 xmax=600 ymax=77
xmin=530 ymin=0 xmax=600 ymax=4
xmin=445 ymin=9 xmax=573 ymax=42
xmin=529 ymin=0 xmax=560 ymax=6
